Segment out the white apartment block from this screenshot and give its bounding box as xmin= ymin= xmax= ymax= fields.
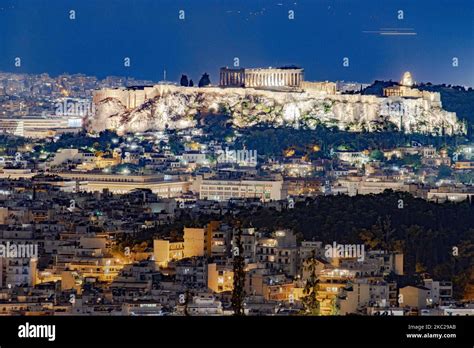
xmin=198 ymin=178 xmax=285 ymax=202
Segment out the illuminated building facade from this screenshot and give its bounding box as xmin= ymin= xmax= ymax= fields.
xmin=219 ymin=66 xmax=304 ymax=88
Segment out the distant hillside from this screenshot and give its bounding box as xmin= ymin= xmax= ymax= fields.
xmin=362 ymin=81 xmax=474 ymax=138
xmin=361 ymin=80 xmax=397 ymax=96
xmin=417 ymin=84 xmax=474 ymax=133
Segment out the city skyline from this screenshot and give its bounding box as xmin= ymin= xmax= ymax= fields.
xmin=0 ymin=1 xmax=473 ymax=346
xmin=0 ymin=0 xmax=473 ymax=86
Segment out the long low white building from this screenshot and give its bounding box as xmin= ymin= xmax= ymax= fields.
xmin=335 ymin=177 xmax=412 ymax=196
xmin=195 ymin=176 xmax=286 ymax=202
xmin=55 ymin=172 xmax=191 ymax=196
xmin=0 ymin=170 xmax=191 ymax=197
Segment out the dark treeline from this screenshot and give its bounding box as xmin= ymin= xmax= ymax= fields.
xmin=140 ymin=191 xmax=473 ymax=299
xmin=234 ymin=126 xmax=468 ymax=158
xmin=235 ymin=191 xmax=474 ymax=298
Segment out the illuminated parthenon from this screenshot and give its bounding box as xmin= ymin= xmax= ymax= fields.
xmin=219 ymin=66 xmax=304 ymax=89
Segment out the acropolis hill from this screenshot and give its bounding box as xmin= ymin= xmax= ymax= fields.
xmin=90 ymin=68 xmax=466 ymax=136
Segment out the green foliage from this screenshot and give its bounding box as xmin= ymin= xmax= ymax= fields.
xmin=168 ymin=134 xmax=184 ymax=154
xmin=437 ymin=165 xmax=453 ymax=179
xmin=42 ymin=130 xmax=118 ymax=153
xmin=233 ymin=191 xmax=474 ymax=298
xmin=180 ymin=74 xmax=189 ymax=87
xmin=198 ymin=73 xmax=211 ymax=87
xmin=323 ymin=102 xmax=332 ymax=113
xmin=231 ymin=228 xmax=246 ymax=316
xmin=301 ymin=252 xmax=320 ymax=315
xmin=196 ymin=113 xmax=234 ymax=141
xmin=233 ymin=126 xmax=467 ymax=158
xmin=387 ymin=154 xmax=422 ymax=170
xmin=454 ymin=171 xmax=474 ymax=184
xmin=370 ymin=149 xmax=384 ymax=161
xmin=0 ymin=135 xmax=29 ymax=155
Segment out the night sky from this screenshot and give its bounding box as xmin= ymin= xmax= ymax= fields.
xmin=0 ymin=0 xmax=473 ymax=86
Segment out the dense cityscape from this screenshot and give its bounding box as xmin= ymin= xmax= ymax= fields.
xmin=0 ymin=65 xmax=472 ymax=319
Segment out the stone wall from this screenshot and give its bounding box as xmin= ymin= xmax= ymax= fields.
xmin=90 ymin=84 xmax=465 ymax=136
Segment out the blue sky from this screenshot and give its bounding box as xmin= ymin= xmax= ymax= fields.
xmin=0 ymin=0 xmax=473 ymax=86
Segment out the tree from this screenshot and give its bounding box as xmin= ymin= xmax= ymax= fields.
xmin=437 ymin=165 xmax=452 ymax=179
xmin=370 ymin=149 xmax=385 ymax=161
xmin=183 ymin=289 xmax=191 ymax=316
xmin=330 ymin=297 xmax=339 ymax=315
xmin=231 ymin=226 xmax=246 ymax=316
xmin=189 ymin=79 xmax=194 ymax=87
xmin=301 ymin=251 xmax=320 ymax=315
xmin=198 ymin=73 xmax=211 ymax=87
xmin=180 ymin=74 xmax=189 ymax=87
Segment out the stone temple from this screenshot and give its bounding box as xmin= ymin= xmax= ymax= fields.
xmin=219 ymin=66 xmax=304 ymax=89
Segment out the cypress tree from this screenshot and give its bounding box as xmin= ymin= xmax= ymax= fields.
xmin=301 ymin=250 xmax=320 ymax=315
xmin=231 ymin=226 xmax=246 ymax=316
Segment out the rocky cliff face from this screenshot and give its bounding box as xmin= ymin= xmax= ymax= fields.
xmin=89 ymin=85 xmax=466 ymax=136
